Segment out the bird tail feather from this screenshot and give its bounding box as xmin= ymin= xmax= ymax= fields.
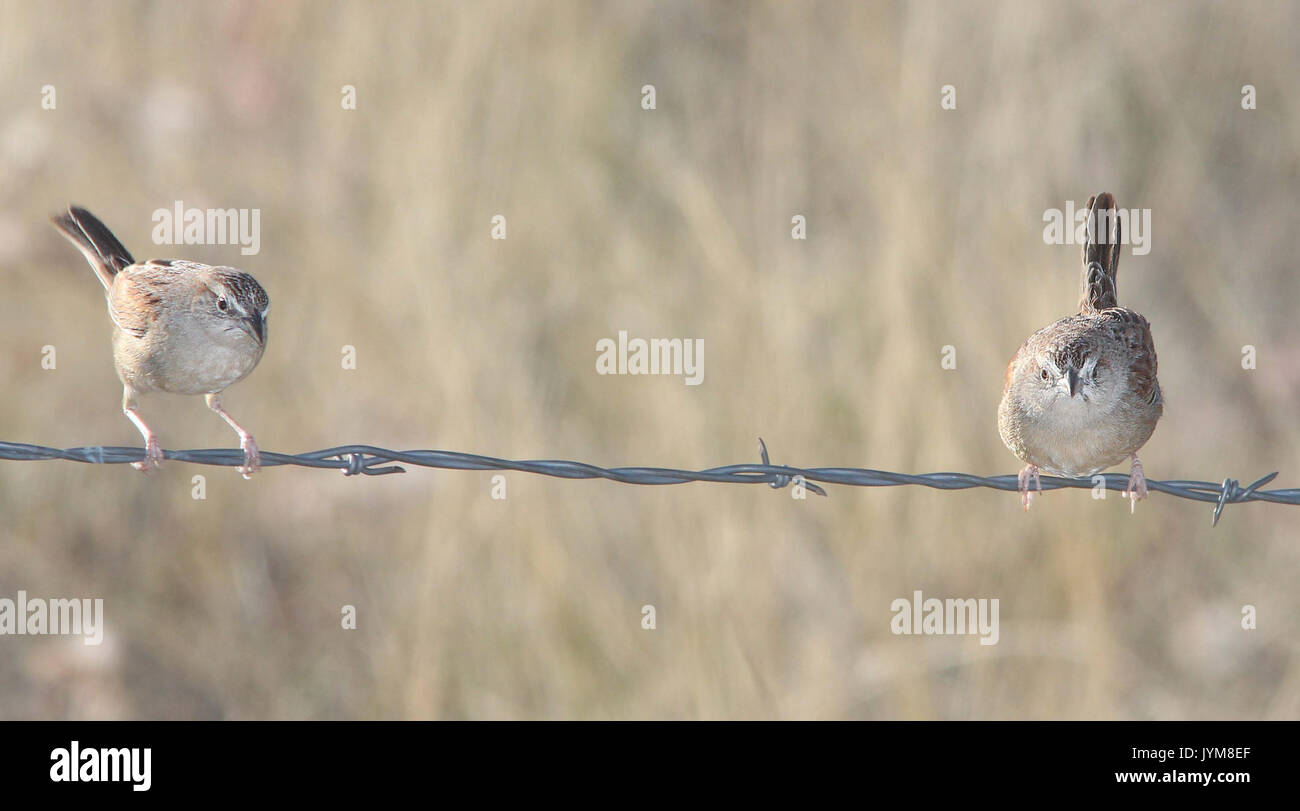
xmin=1080 ymin=192 xmax=1121 ymax=312
xmin=50 ymin=206 xmax=136 ymax=290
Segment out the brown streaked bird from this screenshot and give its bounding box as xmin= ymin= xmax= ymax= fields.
xmin=51 ymin=206 xmax=269 ymax=477
xmin=997 ymin=193 xmax=1161 ymax=510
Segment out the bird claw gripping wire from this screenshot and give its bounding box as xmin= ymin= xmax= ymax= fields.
xmin=758 ymin=438 xmax=827 ymax=497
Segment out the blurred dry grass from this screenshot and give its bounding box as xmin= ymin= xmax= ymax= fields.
xmin=0 ymin=0 xmax=1298 ymax=719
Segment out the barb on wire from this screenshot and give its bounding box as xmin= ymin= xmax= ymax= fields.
xmin=1 ymin=439 xmax=1295 ymax=527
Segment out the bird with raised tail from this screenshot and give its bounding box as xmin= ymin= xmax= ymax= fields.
xmin=998 ymin=193 xmax=1162 ymax=510
xmin=51 ymin=206 xmax=269 ymax=477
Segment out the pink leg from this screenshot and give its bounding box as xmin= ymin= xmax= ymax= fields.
xmin=1124 ymin=454 xmax=1148 ymax=514
xmin=205 ymin=393 xmax=260 ymax=478
xmin=1018 ymin=464 xmax=1041 ymax=510
xmin=122 ymin=385 xmax=163 ymax=473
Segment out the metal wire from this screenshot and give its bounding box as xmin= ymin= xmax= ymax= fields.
xmin=2 ymin=438 xmax=1294 ymax=527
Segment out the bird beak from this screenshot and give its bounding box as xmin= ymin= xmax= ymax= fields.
xmin=1067 ymin=368 xmax=1081 ymax=398
xmin=244 ymin=312 xmax=265 ymax=346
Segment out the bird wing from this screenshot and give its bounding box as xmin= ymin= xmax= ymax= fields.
xmin=107 ymin=261 xmax=210 ymax=338
xmin=1101 ymin=308 xmax=1160 ymax=406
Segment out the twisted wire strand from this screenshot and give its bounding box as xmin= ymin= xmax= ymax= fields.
xmin=2 ymin=438 xmax=1293 ymax=527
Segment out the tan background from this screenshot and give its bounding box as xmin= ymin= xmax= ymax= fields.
xmin=0 ymin=0 xmax=1297 ymax=719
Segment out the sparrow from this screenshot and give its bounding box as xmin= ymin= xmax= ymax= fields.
xmin=51 ymin=205 xmax=269 ymax=477
xmin=998 ymin=193 xmax=1161 ymax=510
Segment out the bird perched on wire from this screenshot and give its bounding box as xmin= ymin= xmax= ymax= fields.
xmin=51 ymin=205 xmax=269 ymax=477
xmin=997 ymin=193 xmax=1162 ymax=511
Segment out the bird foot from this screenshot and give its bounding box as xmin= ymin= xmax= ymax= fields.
xmin=238 ymin=433 xmax=261 ymax=479
xmin=1018 ymin=464 xmax=1041 ymax=510
xmin=1124 ymin=455 xmax=1148 ymax=514
xmin=131 ymin=435 xmax=164 ymax=473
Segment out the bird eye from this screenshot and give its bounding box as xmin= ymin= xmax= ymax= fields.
xmin=217 ymin=298 xmax=228 ymax=311
xmin=1040 ymin=368 xmax=1050 ymax=381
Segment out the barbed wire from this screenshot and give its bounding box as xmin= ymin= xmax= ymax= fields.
xmin=2 ymin=438 xmax=1294 ymax=527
